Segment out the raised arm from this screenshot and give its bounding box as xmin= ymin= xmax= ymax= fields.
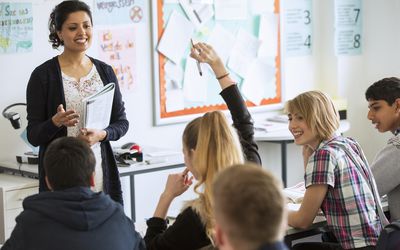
xmin=190 ymin=43 xmax=261 ymax=164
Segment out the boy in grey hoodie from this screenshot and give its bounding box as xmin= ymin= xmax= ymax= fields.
xmin=366 ymin=77 xmax=400 ymax=221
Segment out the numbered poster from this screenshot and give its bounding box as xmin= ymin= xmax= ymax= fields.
xmin=282 ymin=0 xmax=312 ymax=57
xmin=334 ymin=0 xmax=362 ymax=55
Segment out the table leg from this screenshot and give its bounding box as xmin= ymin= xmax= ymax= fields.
xmin=281 ymin=141 xmax=287 ymax=188
xmin=130 ymin=175 xmax=136 ymax=222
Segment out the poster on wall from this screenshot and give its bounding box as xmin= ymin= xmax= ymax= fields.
xmin=97 ymin=26 xmax=137 ymax=90
xmin=282 ymin=0 xmax=313 ymax=57
xmin=0 ymin=2 xmax=33 ymax=54
xmin=334 ymin=0 xmax=362 ymax=55
xmin=93 ymin=0 xmax=146 ymax=25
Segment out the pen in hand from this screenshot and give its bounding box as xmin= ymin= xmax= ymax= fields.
xmin=191 ymin=39 xmax=202 ymax=76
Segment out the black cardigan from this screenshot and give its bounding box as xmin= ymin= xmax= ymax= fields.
xmin=144 ymin=84 xmax=261 ymax=250
xmin=26 ymin=56 xmax=129 ymax=204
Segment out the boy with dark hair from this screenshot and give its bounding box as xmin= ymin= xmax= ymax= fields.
xmin=366 ymin=77 xmax=400 ymax=221
xmin=1 ymin=137 xmax=145 ymax=250
xmin=212 ymin=163 xmax=288 ymax=250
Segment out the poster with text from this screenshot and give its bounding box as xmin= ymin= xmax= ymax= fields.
xmin=98 ymin=26 xmax=137 ymax=91
xmin=93 ymin=0 xmax=146 ymax=25
xmin=0 ymin=3 xmax=33 ymax=54
xmin=334 ymin=0 xmax=362 ymax=55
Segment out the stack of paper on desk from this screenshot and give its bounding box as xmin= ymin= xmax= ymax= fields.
xmin=82 ymin=83 xmax=115 ymax=130
xmin=283 ymin=181 xmax=306 ymax=204
xmin=254 ymin=121 xmax=288 ymax=132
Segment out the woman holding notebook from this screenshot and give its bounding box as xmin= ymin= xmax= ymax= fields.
xmin=26 ymin=0 xmax=128 ymax=204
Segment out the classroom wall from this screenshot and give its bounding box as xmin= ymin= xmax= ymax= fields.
xmin=0 ymin=0 xmax=397 ymax=220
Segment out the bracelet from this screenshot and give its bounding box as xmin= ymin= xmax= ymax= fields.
xmin=216 ymin=72 xmax=229 ymax=80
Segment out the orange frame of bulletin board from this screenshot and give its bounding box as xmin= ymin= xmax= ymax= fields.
xmin=151 ymin=0 xmax=282 ymax=125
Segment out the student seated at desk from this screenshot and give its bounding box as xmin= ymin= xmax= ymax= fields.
xmin=143 ymin=43 xmax=261 ymax=250
xmin=213 ymin=163 xmax=288 ymax=250
xmin=285 ymin=91 xmax=386 ymax=250
xmin=365 ymin=78 xmax=400 ymax=221
xmin=1 ymin=137 xmax=145 ymax=250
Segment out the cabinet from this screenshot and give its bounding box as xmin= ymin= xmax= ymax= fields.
xmin=0 ymin=174 xmax=38 ymax=244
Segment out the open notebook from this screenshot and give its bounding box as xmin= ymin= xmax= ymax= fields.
xmin=283 ymin=181 xmax=306 ymax=204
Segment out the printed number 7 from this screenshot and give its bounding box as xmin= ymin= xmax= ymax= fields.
xmin=353 ymin=8 xmax=360 ymax=23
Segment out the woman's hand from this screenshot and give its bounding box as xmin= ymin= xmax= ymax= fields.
xmin=153 ymin=168 xmax=193 ymax=219
xmin=78 ymin=128 xmax=107 ymax=146
xmin=190 ymin=42 xmax=234 ymax=90
xmin=163 ymin=168 xmax=193 ymax=199
xmin=52 ymin=104 xmax=79 ymax=127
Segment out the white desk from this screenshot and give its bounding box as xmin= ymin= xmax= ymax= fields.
xmin=254 ymin=120 xmax=350 ymax=187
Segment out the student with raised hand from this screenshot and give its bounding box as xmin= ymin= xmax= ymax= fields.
xmin=26 ymin=0 xmax=128 ymax=204
xmin=144 ymin=43 xmax=261 ymax=250
xmin=365 ymin=77 xmax=400 ymax=221
xmin=213 ymin=163 xmax=288 ymax=250
xmin=286 ymin=91 xmax=383 ymax=250
xmin=1 ymin=137 xmax=145 ymax=250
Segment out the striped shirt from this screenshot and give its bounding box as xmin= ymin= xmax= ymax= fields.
xmin=305 ymin=136 xmax=382 ymax=249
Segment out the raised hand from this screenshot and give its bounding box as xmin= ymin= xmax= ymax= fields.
xmin=51 ymin=104 xmax=79 ymax=127
xmin=189 ymin=42 xmax=234 ymax=90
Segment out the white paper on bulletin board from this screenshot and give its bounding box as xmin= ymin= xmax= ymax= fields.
xmin=151 ymin=0 xmax=283 ymax=125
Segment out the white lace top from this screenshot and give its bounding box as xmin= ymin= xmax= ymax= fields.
xmin=62 ymin=65 xmax=104 ymax=192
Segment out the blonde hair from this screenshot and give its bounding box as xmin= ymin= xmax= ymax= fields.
xmin=182 ymin=111 xmax=244 ymax=241
xmin=213 ymin=163 xmax=286 ymax=250
xmin=284 ymin=90 xmax=340 ymax=140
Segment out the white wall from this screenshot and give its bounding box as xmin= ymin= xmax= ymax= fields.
xmin=0 ymin=0 xmax=397 ymax=219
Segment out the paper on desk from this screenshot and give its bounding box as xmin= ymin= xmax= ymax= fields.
xmin=254 ymin=121 xmax=288 ymax=133
xmin=258 ymin=13 xmax=279 ymax=59
xmin=157 ymin=11 xmax=195 ymax=64
xmin=249 ymin=0 xmax=275 ymax=15
xmin=287 ymin=203 xmax=301 ymax=211
xmin=183 ymin=55 xmax=208 ymax=102
xmin=207 ymin=24 xmax=235 ymax=65
xmin=283 ymin=181 xmax=306 ymax=204
xmin=242 ymin=59 xmax=276 ymax=104
xmin=214 ymin=0 xmax=247 ymax=20
xmin=146 ymin=150 xmax=182 ymax=157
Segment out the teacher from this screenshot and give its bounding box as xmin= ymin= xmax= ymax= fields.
xmin=26 ymin=0 xmax=128 ymax=204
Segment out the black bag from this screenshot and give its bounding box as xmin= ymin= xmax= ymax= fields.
xmin=376 ymin=220 xmax=400 ymax=250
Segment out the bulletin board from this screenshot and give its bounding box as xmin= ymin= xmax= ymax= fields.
xmin=151 ymin=0 xmax=282 ymax=125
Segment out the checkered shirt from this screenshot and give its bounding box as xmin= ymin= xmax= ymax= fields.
xmin=305 ymin=136 xmax=382 ymax=249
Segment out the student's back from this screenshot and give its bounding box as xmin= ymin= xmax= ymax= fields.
xmin=2 ymin=187 xmax=143 ymax=250
xmin=1 ymin=136 xmax=145 ymax=250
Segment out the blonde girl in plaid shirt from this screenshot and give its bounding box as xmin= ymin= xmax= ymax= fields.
xmin=286 ymin=91 xmax=383 ymax=250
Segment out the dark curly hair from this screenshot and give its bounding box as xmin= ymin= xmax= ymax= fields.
xmin=48 ymin=0 xmax=92 ymax=49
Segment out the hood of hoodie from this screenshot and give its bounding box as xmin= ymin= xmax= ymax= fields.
xmin=21 ymin=187 xmax=120 ymax=231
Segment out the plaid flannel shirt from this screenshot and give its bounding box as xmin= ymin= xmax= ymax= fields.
xmin=305 ymin=136 xmax=382 ymax=249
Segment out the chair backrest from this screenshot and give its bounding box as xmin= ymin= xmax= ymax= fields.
xmin=376 ymin=220 xmax=400 ymax=250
